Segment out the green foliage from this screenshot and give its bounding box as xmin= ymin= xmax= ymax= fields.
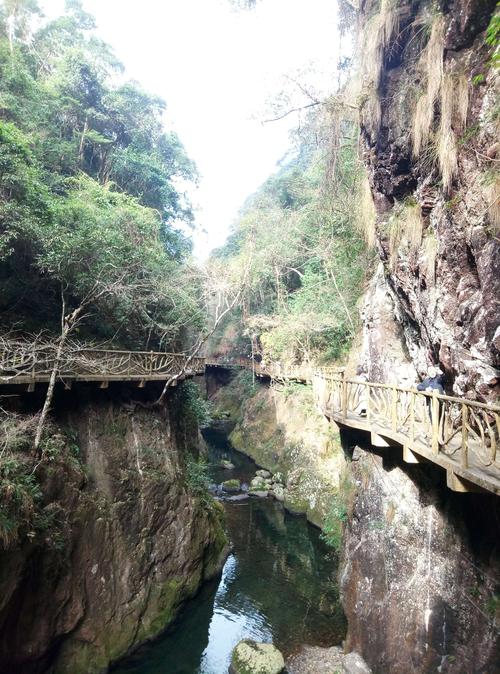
xmin=485 ymin=594 xmax=500 ymax=617
xmin=237 ymin=370 xmax=258 ymax=398
xmin=485 ymin=5 xmax=500 ymax=67
xmin=178 ymin=381 xmax=213 ymax=429
xmin=0 ymin=455 xmax=42 ymax=547
xmin=184 ymin=454 xmax=212 ymax=506
xmin=0 ymin=2 xmax=200 ymax=345
xmin=321 ymin=494 xmax=348 ymax=552
xmin=321 ymin=473 xmax=355 ymax=552
xmin=212 ymin=111 xmax=371 ymax=367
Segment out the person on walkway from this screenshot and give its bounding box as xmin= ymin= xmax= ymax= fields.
xmin=417 ymin=366 xmax=445 ymax=394
xmin=417 ymin=366 xmax=445 ymax=423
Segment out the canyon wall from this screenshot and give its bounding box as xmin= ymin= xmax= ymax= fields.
xmin=340 ymin=433 xmax=500 ymax=674
xmin=356 ymin=0 xmax=499 ymax=402
xmin=0 ymin=384 xmax=227 ymax=674
xmin=339 ymin=4 xmax=500 ymax=666
xmin=209 ymin=371 xmax=346 ymax=528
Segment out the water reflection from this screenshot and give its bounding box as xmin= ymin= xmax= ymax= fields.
xmin=112 ymin=429 xmax=345 ymax=674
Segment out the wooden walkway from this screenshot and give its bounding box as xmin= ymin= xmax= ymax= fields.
xmin=1 ymin=343 xmax=499 ymax=495
xmin=0 ymin=342 xmax=205 ymax=388
xmin=312 ymin=373 xmax=500 ymax=496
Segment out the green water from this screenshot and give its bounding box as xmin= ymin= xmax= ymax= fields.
xmin=112 ymin=427 xmax=345 ymax=674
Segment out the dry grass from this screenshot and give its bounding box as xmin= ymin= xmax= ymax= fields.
xmin=412 ymin=92 xmax=434 ymax=156
xmin=426 ymin=15 xmax=445 ymax=107
xmin=360 ymin=0 xmax=400 ymax=136
xmin=388 ymin=202 xmax=423 ymax=258
xmin=455 ymin=74 xmax=469 ymax=132
xmin=389 ymin=214 xmax=402 ymax=259
xmin=358 ymin=174 xmax=377 ymax=247
xmin=423 ymin=231 xmax=438 ymax=284
xmin=486 ymin=175 xmax=500 ymax=233
xmin=411 ymin=14 xmax=445 ymax=156
xmin=438 ymin=74 xmax=458 ymax=192
xmin=406 ymin=203 xmax=423 ymax=251
xmin=380 ymin=0 xmax=400 ymax=50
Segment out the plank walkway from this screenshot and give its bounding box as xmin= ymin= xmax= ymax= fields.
xmin=1 ymin=343 xmax=499 ymax=494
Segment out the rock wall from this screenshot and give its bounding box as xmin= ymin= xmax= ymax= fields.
xmin=340 ymin=2 xmax=500 ymax=668
xmin=358 ymin=0 xmax=500 ymax=402
xmin=209 ymin=371 xmax=346 ymax=528
xmin=339 ymin=431 xmax=500 ymax=674
xmin=0 ymin=384 xmax=227 ymax=674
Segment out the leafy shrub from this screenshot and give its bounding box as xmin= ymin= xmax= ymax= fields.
xmin=185 ymin=455 xmax=212 ymax=507
xmin=178 ymin=381 xmax=213 ymax=428
xmin=0 ymin=456 xmax=42 ymax=548
xmin=321 ymin=494 xmax=348 ymax=552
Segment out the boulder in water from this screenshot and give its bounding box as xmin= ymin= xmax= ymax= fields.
xmin=250 ymin=476 xmax=269 ymax=491
xmin=286 ymin=645 xmax=344 ymax=674
xmin=222 ymin=479 xmax=241 ymax=493
xmin=220 ymin=459 xmax=235 ymax=470
xmin=256 ymin=469 xmax=272 ymax=479
xmin=249 ymin=489 xmax=269 ymax=498
xmin=343 ymin=652 xmax=372 ymax=674
xmin=229 ymin=639 xmax=285 ymax=674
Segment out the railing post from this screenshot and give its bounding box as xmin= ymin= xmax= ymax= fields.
xmin=409 ymin=391 xmax=415 ymax=444
xmin=431 ymin=390 xmax=439 ymax=454
xmin=342 ymin=379 xmax=347 ymax=419
xmin=391 ymin=386 xmax=398 ymax=431
xmin=461 ymin=404 xmax=469 ymax=469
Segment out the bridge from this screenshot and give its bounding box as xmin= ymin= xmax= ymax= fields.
xmin=1 ymin=342 xmax=499 ymax=495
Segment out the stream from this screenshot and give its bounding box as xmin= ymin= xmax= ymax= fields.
xmin=112 ymin=426 xmax=345 ymax=673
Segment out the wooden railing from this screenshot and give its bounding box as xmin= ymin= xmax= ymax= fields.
xmin=313 ymin=372 xmax=500 ymax=494
xmin=2 ymin=343 xmax=499 ymax=493
xmin=206 ymin=357 xmax=316 ymax=382
xmin=0 ymin=342 xmax=205 ymax=384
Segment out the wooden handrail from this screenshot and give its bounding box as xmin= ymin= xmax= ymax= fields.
xmin=2 ymin=343 xmax=499 ymax=493
xmin=312 ymin=372 xmax=500 ymax=494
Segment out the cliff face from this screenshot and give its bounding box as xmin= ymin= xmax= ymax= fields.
xmin=0 ymin=385 xmax=227 ymax=674
xmin=357 ymin=0 xmax=499 ymax=402
xmin=340 ymin=435 xmax=500 ymax=674
xmin=209 ymin=371 xmax=346 ymax=528
xmin=339 ymin=4 xmax=500 ymax=667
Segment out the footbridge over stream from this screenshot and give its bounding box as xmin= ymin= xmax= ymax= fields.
xmin=1 ymin=343 xmax=499 ymax=495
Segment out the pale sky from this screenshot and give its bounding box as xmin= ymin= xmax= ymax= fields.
xmin=40 ymin=0 xmax=341 ymax=257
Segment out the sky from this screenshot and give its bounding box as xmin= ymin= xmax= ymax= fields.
xmin=41 ymin=0 xmax=341 ymax=257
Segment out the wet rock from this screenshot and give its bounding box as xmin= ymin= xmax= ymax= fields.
xmin=229 ymin=639 xmax=285 ymax=674
xmin=221 ymin=479 xmax=241 ymax=493
xmin=0 ymin=397 xmax=228 ymax=674
xmin=250 ymin=476 xmax=269 ymax=491
xmin=256 ymin=469 xmax=272 ymax=479
xmin=249 ymin=489 xmax=269 ymax=498
xmin=225 ymin=494 xmax=249 ymax=502
xmin=271 ymin=484 xmax=286 ymax=502
xmin=286 ymin=645 xmax=344 ymax=674
xmin=220 ymin=459 xmax=235 ymax=470
xmin=342 ymin=652 xmax=372 ymax=674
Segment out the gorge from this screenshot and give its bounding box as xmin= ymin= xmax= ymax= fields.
xmin=0 ymin=0 xmax=499 ymax=673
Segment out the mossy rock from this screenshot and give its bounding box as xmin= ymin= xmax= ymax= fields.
xmin=220 ymin=459 xmax=235 ymax=470
xmin=222 ymin=479 xmax=241 ymax=493
xmin=229 ymin=639 xmax=285 ymax=674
